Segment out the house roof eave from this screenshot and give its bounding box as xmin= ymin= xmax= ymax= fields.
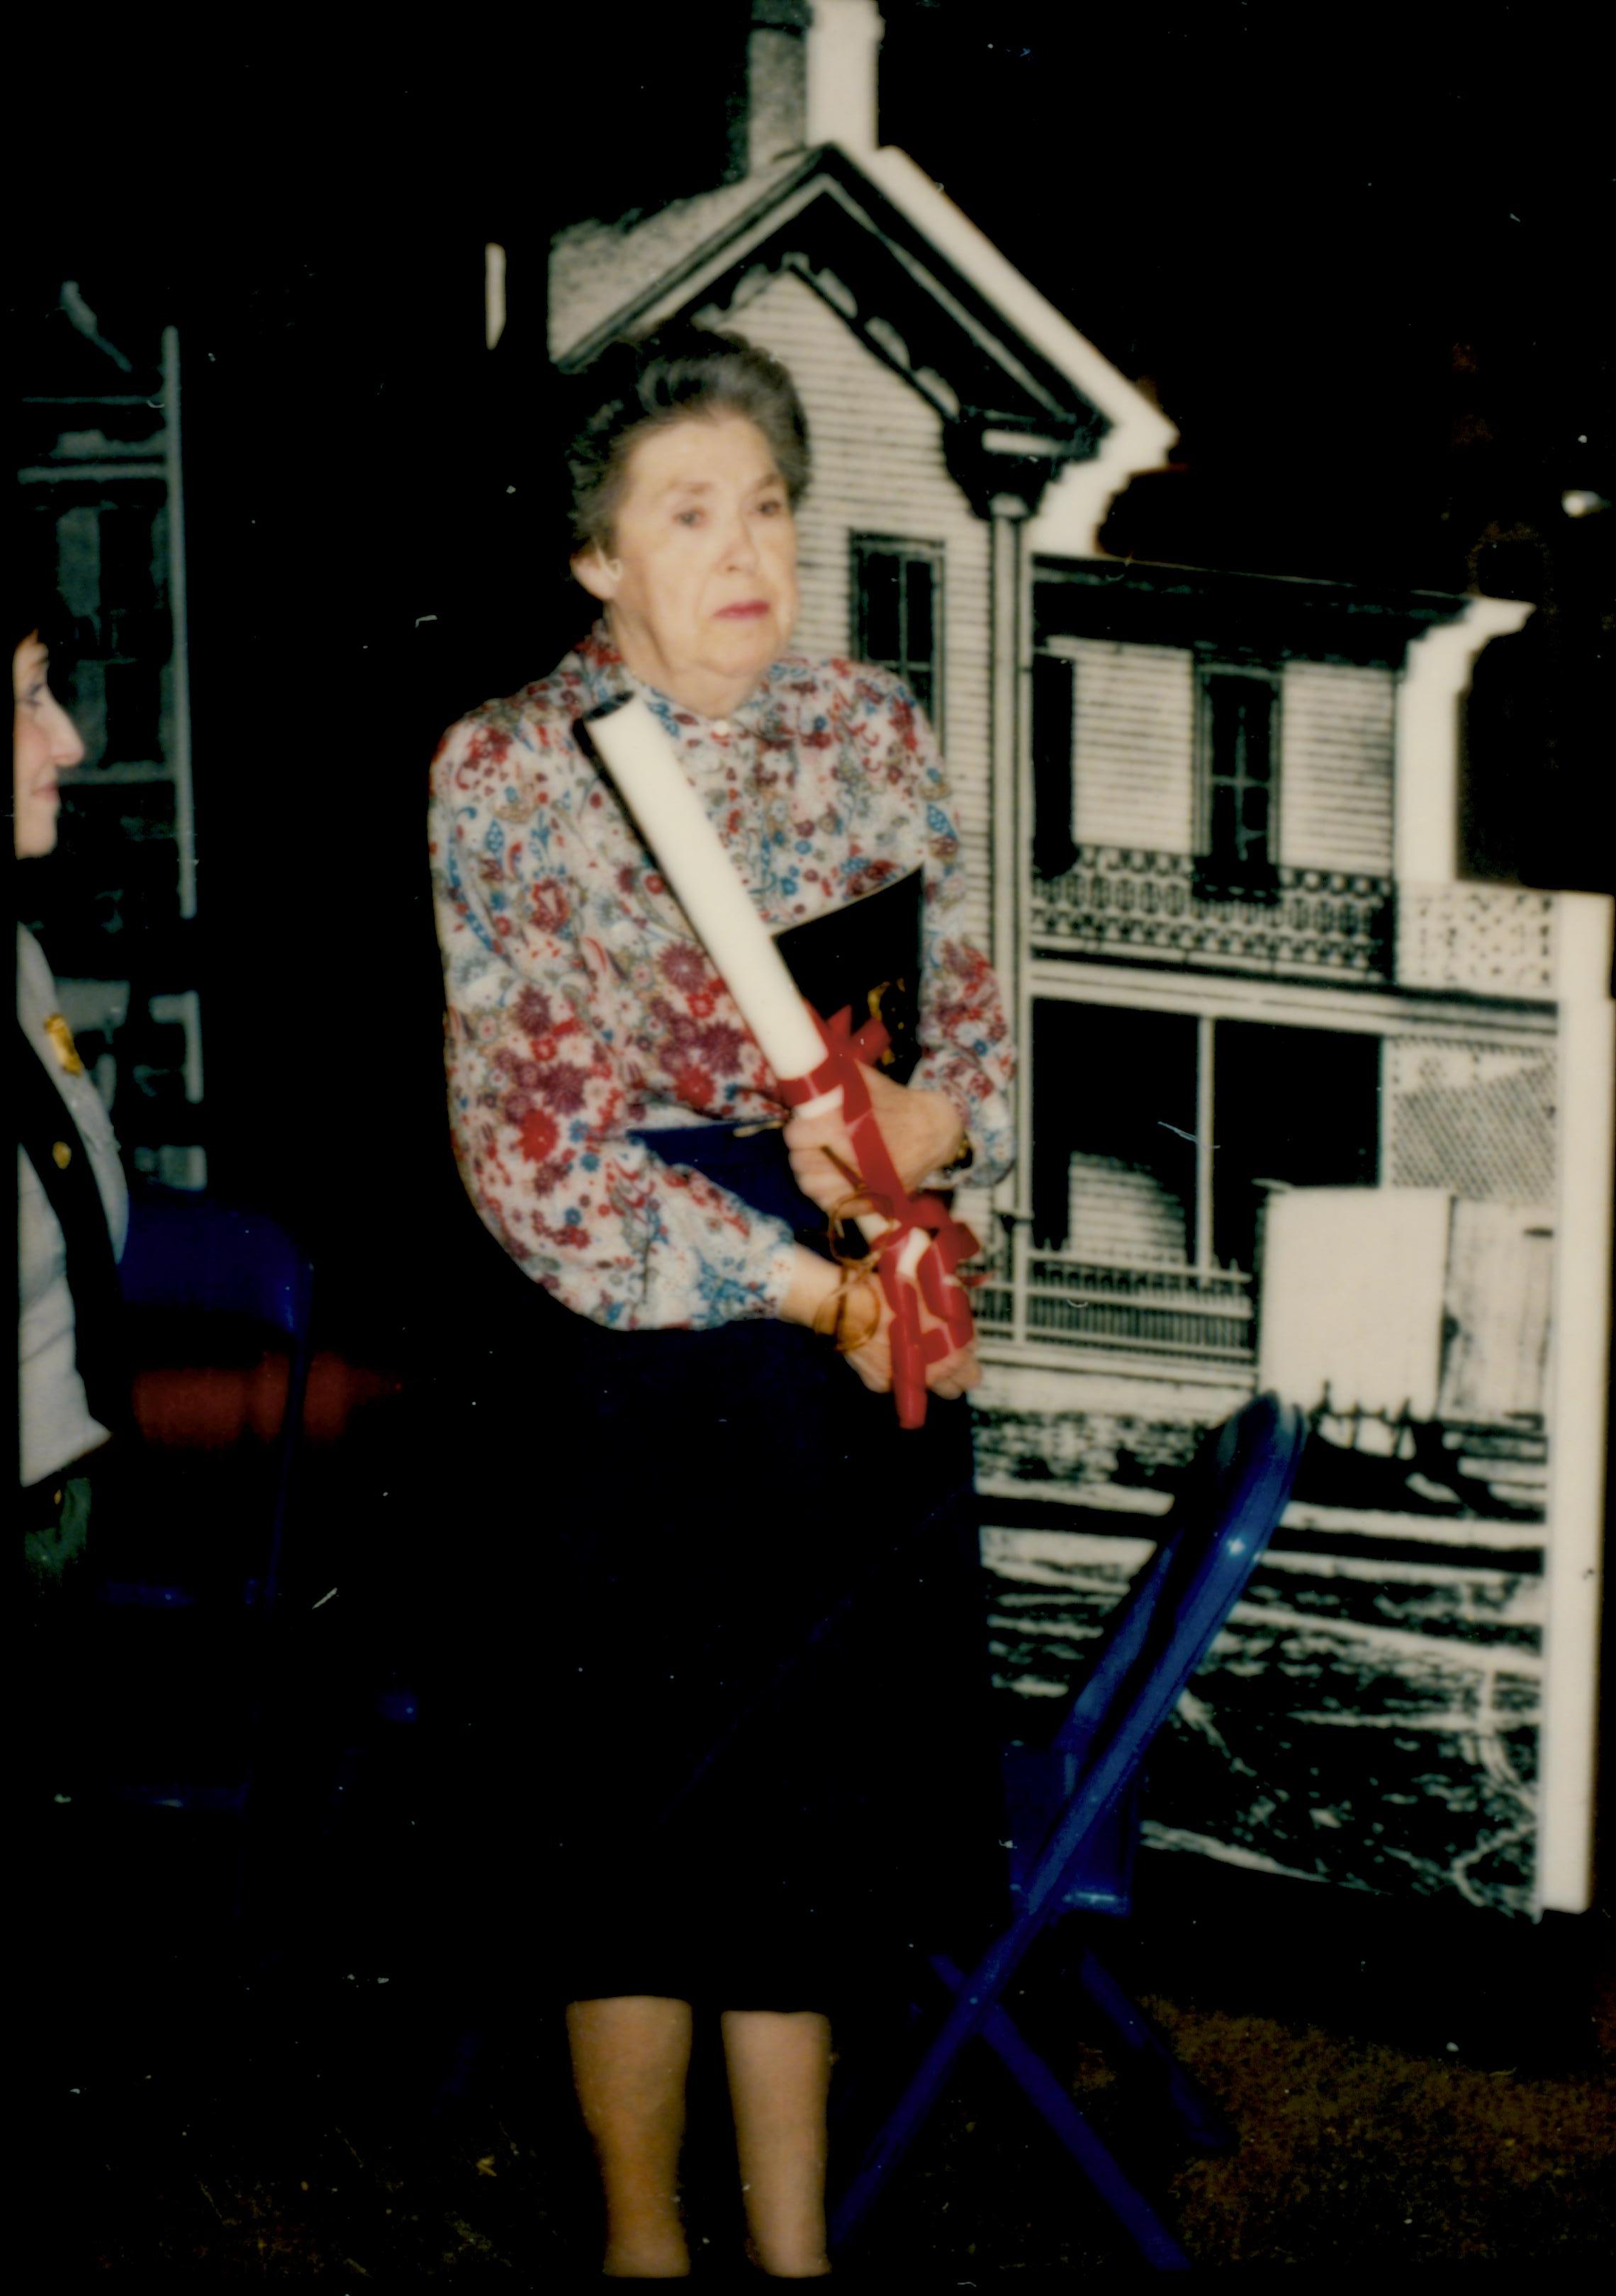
xmin=1032 ymin=553 xmax=1519 ymax=672
xmin=552 ymin=140 xmax=1172 ymax=491
xmin=549 ymin=149 xmax=825 ymax=370
xmin=858 ymin=142 xmax=1175 ymax=471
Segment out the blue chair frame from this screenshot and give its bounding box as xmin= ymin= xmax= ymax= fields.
xmin=829 ymin=1392 xmax=1308 ymax=2270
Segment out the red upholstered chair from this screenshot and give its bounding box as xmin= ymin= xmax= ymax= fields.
xmin=82 ymin=1186 xmax=316 ymax=1925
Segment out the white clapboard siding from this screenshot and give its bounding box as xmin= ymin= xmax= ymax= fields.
xmin=1067 ymin=640 xmax=1196 ymax=853
xmin=1067 ymin=1154 xmax=1189 ymax=1263
xmin=732 ymin=270 xmax=994 ymax=948
xmin=1279 ymin=661 xmax=1395 ymax=874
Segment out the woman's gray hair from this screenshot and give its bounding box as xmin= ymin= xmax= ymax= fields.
xmin=565 ymin=327 xmax=811 ymax=553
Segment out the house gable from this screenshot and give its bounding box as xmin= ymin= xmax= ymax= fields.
xmin=552 ymin=143 xmax=1152 ymax=527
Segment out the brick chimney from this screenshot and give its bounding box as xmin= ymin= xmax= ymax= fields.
xmin=730 ymin=0 xmax=882 ymax=177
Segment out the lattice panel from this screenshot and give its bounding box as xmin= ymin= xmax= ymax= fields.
xmin=1384 ymin=1040 xmax=1556 ymax=1205
xmin=1397 ymin=885 xmax=1557 ymax=996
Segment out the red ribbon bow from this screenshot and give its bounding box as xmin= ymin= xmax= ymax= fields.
xmin=778 ymin=1006 xmax=981 ymax=1429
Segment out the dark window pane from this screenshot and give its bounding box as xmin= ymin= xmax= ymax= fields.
xmin=1209 ymin=678 xmax=1242 ymax=755
xmin=905 ymin=554 xmax=933 ymax=661
xmin=861 ymin=552 xmax=902 ymax=662
xmin=1210 ymin=782 xmax=1236 ymax=858
xmin=1031 ymin=652 xmax=1077 ymax=879
xmin=1212 ymin=1021 xmax=1381 ymax=1268
xmin=103 ymin=658 xmax=164 ymax=764
xmin=1203 ymin=671 xmax=1276 ymax=873
xmin=855 ymin=538 xmax=942 ymax=733
xmin=1240 ymin=691 xmax=1272 ymax=780
xmin=1030 ymin=1002 xmax=1198 ymax=1253
xmin=100 ymin=505 xmax=159 ymax=624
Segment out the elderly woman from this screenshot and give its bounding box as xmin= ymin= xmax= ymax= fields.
xmin=429 ymin=329 xmax=1014 ymax=2278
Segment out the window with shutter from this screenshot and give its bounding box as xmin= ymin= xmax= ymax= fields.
xmin=1196 ymin=665 xmax=1280 ymax=899
xmin=851 ymin=535 xmax=943 ymax=733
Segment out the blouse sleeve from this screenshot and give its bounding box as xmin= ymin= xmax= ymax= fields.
xmin=428 ymin=711 xmax=799 ymax=1331
xmin=887 ymin=687 xmax=1017 ymax=1185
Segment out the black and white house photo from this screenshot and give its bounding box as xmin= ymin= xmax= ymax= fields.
xmin=15 ymin=0 xmax=1614 ymax=2278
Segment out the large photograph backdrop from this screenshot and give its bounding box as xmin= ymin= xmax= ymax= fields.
xmin=17 ymin=1 xmax=1610 ymax=1920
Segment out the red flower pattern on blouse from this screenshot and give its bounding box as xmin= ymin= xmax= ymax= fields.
xmin=428 ymin=625 xmax=1014 ymax=1331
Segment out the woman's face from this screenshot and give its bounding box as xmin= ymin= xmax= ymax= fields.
xmin=13 ymin=634 xmax=85 ymax=860
xmin=576 ymin=412 xmax=799 ymax=716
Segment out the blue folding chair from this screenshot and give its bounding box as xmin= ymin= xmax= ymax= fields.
xmin=88 ymin=1186 xmax=315 ymax=1886
xmin=830 ymin=1391 xmax=1308 ymax=2271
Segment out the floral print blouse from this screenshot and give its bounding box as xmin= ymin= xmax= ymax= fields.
xmin=428 ymin=624 xmax=1015 ymax=1331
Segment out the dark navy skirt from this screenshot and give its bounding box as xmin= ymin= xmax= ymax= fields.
xmin=505 ymin=1121 xmax=1001 ymax=2014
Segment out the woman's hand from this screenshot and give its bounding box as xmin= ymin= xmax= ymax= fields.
xmin=839 ymin=1273 xmax=982 ymax=1402
xmin=778 ymin=1247 xmax=980 ymax=1400
xmin=780 ymin=1065 xmax=977 ymax=1403
xmin=783 ymin=1068 xmax=964 ymax=1221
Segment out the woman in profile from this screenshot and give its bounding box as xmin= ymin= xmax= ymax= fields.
xmin=430 ymin=329 xmax=1014 ymax=2277
xmin=15 ymin=584 xmax=130 ymax=1803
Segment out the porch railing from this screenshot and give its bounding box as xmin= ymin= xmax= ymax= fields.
xmin=1029 ymin=851 xmax=1565 ymax=1000
xmin=1030 ymin=846 xmax=1393 ymax=983
xmin=975 ymin=1243 xmax=1255 ymax=1362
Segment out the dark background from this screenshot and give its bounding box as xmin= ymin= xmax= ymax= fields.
xmin=19 ymin=0 xmax=1612 ymax=1365
xmin=14 ymin=20 xmax=1613 ymax=2266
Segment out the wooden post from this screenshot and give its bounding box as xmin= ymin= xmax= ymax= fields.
xmin=162 ymin=325 xmax=196 ymax=923
xmin=1195 ymin=1013 xmax=1216 ymax=1271
xmin=989 ymin=497 xmax=1031 ymax=1228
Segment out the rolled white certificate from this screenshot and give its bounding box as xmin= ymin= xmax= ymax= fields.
xmin=588 ymin=694 xmax=831 ymax=1096
xmin=590 ymin=692 xmax=972 ymax=1425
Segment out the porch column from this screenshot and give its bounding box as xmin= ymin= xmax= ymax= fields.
xmin=1539 ymin=891 xmax=1616 ymax=1913
xmin=989 ymin=495 xmax=1033 ymax=1223
xmin=1395 ymin=596 xmax=1532 ymax=884
xmin=1194 ymin=1013 xmax=1216 ymax=1268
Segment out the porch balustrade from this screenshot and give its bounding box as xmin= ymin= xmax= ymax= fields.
xmin=1030 ymin=846 xmax=1393 ymax=982
xmin=974 ymin=1239 xmax=1255 ymax=1363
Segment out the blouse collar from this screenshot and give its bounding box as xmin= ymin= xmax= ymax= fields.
xmin=574 ymin=619 xmax=776 ymax=740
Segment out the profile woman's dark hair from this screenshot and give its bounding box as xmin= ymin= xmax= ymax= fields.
xmin=564 ymin=326 xmax=812 ymax=553
xmin=9 ymin=507 xmax=76 ymax=673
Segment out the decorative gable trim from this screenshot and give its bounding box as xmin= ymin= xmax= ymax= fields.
xmin=551 ymin=144 xmax=1174 ymax=547
xmin=550 ymin=152 xmax=823 ymax=371
xmin=858 ymin=144 xmax=1175 ymax=556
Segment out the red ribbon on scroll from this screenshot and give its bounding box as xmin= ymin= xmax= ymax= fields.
xmin=778 ymin=1005 xmax=981 ymax=1431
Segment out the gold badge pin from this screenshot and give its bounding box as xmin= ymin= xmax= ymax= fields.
xmin=52 ymin=1141 xmax=73 ymax=1169
xmin=44 ymin=1015 xmax=84 ymax=1076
